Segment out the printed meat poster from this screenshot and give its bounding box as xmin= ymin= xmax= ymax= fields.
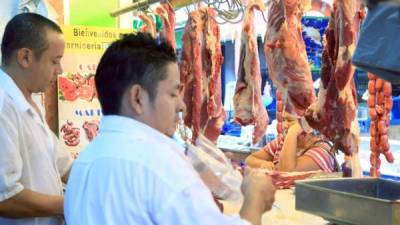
xmin=58 ymin=25 xmax=131 ymax=157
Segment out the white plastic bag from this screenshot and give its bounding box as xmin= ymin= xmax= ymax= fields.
xmin=186 ymin=134 xmax=243 ymax=201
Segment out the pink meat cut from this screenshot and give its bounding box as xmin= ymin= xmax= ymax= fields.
xmin=180 ymin=7 xmax=225 ymax=143
xmin=263 ymin=169 xmax=319 ymax=189
xmin=233 ymin=0 xmax=268 ymax=144
xmin=264 ymin=0 xmax=315 ymax=117
xmin=138 ymin=13 xmax=156 ymax=38
xmin=156 ymin=2 xmax=176 ymax=50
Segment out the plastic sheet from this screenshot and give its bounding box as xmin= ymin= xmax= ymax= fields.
xmin=186 ymin=134 xmax=243 ymax=201
xmin=353 ymin=4 xmax=400 ymax=84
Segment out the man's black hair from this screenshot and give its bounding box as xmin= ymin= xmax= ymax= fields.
xmin=1 ymin=13 xmax=63 ymax=66
xmin=95 ymin=32 xmax=177 ymax=115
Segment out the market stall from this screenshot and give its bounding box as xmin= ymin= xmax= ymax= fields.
xmin=1 ymin=0 xmax=399 ymax=224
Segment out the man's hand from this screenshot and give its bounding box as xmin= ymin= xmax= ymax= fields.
xmin=239 ymin=168 xmax=276 ymax=225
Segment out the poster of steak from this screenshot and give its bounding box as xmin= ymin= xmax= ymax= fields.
xmin=58 ymin=25 xmax=131 ymax=158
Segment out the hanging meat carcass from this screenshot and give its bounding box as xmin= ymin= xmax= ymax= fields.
xmin=233 ymin=0 xmax=268 ymax=144
xmin=368 ymin=73 xmax=394 ymax=177
xmin=304 ymin=0 xmax=364 ymax=176
xmin=264 ymin=0 xmax=316 ymax=117
xmin=156 ymin=2 xmax=176 ymax=50
xmin=139 ymin=13 xmax=157 ymax=38
xmin=180 ymin=7 xmax=225 ymax=144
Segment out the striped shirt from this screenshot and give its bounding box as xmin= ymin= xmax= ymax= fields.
xmin=261 ymin=139 xmax=337 ymax=172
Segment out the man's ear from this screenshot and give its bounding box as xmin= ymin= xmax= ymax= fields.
xmin=129 ymin=84 xmax=144 ymax=115
xmin=16 ymin=48 xmax=34 ymax=68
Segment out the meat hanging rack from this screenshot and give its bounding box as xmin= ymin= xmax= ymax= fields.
xmin=110 ymin=0 xmax=247 ymax=24
xmin=110 ymin=0 xmax=400 ymax=19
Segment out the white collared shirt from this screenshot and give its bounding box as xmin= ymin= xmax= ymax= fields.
xmin=65 ymin=115 xmax=250 ymax=225
xmin=0 ymin=69 xmax=73 ymax=225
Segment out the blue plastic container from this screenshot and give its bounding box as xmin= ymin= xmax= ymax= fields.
xmin=391 ymin=96 xmax=400 ymax=125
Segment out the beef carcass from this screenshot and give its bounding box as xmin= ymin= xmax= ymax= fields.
xmin=156 ymin=2 xmax=176 ymax=50
xmin=368 ymin=73 xmax=394 ymax=177
xmin=233 ymin=0 xmax=268 ymax=144
xmin=180 ymin=7 xmax=225 ymax=143
xmin=203 ymin=8 xmax=226 ymax=142
xmin=304 ymin=0 xmax=364 ymax=176
xmin=138 ymin=13 xmax=157 ymax=38
xmin=264 ymin=0 xmax=316 ymax=117
xmin=180 ymin=9 xmax=203 ymax=143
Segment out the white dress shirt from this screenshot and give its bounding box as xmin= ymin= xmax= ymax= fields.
xmin=0 ymin=69 xmax=73 ymax=225
xmin=65 ymin=115 xmax=250 ymax=225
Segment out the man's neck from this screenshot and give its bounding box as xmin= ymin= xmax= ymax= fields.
xmin=2 ymin=66 xmax=33 ymax=102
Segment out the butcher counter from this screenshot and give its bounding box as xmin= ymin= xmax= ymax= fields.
xmin=222 ymin=189 xmax=330 ymax=225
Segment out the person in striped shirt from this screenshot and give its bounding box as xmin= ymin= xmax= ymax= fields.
xmin=245 ymin=116 xmax=339 ymax=172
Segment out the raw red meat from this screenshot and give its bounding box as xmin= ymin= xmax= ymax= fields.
xmin=305 ymin=0 xmax=361 ymax=157
xmin=264 ymin=0 xmax=315 ymax=117
xmin=263 ymin=169 xmax=319 ymax=189
xmin=180 ymin=7 xmax=225 ymax=143
xmin=156 ymin=2 xmax=176 ymax=50
xmin=233 ymin=0 xmax=268 ymax=144
xmin=139 ymin=13 xmax=156 ymax=38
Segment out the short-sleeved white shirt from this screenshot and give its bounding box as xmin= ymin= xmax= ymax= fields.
xmin=0 ymin=69 xmax=73 ymax=225
xmin=65 ymin=115 xmax=250 ymax=225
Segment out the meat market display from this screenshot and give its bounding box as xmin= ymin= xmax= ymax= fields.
xmin=264 ymin=0 xmax=316 ymax=117
xmin=233 ymin=0 xmax=268 ymax=144
xmin=180 ymin=7 xmax=226 ymax=144
xmin=304 ymin=0 xmax=364 ymax=176
xmin=367 ymin=73 xmax=394 ymax=177
xmin=156 ymin=2 xmax=176 ymax=50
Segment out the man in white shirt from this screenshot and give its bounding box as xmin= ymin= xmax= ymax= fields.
xmin=65 ymin=33 xmax=276 ymax=225
xmin=0 ymin=13 xmax=73 ymax=225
